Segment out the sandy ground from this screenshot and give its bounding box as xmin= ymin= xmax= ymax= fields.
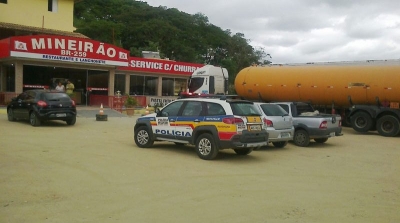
xmin=0 ymin=109 xmax=399 ymax=223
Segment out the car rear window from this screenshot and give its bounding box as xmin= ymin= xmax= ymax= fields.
xmin=43 ymin=93 xmax=71 ymax=101
xmin=260 ymin=104 xmax=289 ymax=116
xmin=230 ymin=102 xmax=261 ymax=116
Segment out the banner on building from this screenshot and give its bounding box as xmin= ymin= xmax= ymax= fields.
xmin=119 ymin=57 xmax=204 ymax=76
xmin=7 ymin=35 xmax=129 ymax=66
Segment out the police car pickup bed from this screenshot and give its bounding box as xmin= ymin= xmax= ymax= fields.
xmin=134 ymin=98 xmax=269 ymax=160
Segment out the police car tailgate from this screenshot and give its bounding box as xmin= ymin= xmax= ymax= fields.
xmin=234 ymin=116 xmax=269 ymax=148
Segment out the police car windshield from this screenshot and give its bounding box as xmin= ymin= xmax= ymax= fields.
xmin=230 ymin=103 xmax=261 ymax=116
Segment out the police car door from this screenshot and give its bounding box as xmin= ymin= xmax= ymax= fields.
xmin=154 ymin=100 xmax=184 ymax=141
xmin=175 ymin=101 xmax=205 ymax=143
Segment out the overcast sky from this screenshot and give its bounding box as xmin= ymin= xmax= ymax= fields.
xmin=144 ymin=0 xmax=400 ymax=64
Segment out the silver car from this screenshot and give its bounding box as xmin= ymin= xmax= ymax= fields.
xmin=254 ymin=103 xmax=294 ymax=148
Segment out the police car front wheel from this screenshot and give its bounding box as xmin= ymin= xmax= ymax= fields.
xmin=195 ymin=133 xmax=218 ymax=160
xmin=135 ymin=126 xmax=154 ymax=148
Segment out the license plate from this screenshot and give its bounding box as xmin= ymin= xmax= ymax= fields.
xmin=330 ymin=132 xmax=336 ymax=137
xmin=281 ymin=132 xmax=290 ymax=138
xmin=248 ymin=124 xmax=262 ymax=131
xmin=56 ymin=113 xmax=66 ymax=117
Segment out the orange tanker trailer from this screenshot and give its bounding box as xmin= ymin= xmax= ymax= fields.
xmin=234 ymin=60 xmax=400 ymax=137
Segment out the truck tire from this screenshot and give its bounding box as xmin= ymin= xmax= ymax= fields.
xmin=376 ymin=115 xmax=400 ymax=137
xmin=350 ymin=111 xmax=373 ymax=133
xmin=234 ymin=148 xmax=253 ymax=155
xmin=314 ymin=138 xmax=328 ymax=143
xmin=195 ymin=133 xmax=218 ymax=160
xmin=293 ymin=130 xmax=310 ymax=147
xmin=272 ymin=141 xmax=288 ymax=148
xmin=134 ymin=126 xmax=154 ymax=148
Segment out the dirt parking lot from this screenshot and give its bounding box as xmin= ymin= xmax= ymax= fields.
xmin=0 ymin=110 xmax=399 ymax=223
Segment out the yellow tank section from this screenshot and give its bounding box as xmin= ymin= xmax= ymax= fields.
xmin=234 ymin=64 xmax=400 ymax=108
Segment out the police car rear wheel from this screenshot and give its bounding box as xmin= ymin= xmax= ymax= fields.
xmin=135 ymin=126 xmax=154 ymax=148
xmin=195 ymin=133 xmax=218 ymax=160
xmin=234 ymin=148 xmax=253 ymax=155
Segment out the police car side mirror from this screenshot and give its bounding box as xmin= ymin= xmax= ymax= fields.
xmin=156 ymin=108 xmax=162 ymax=116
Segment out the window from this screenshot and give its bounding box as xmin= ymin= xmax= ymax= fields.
xmin=48 ymin=0 xmax=58 ymax=12
xmin=277 ymin=104 xmax=290 ymax=114
xmin=162 ymin=77 xmax=188 ymax=96
xmin=188 ymin=77 xmax=204 ymax=92
xmin=260 ymin=104 xmax=288 ymax=116
xmin=130 ymin=75 xmax=157 ymax=95
xmin=114 ymin=74 xmax=125 ymax=95
xmin=162 ymin=77 xmax=174 ymax=96
xmin=43 ymin=93 xmax=70 ymax=101
xmin=174 ymin=78 xmax=187 ymax=96
xmin=160 ymin=101 xmax=184 ymax=117
xmin=230 ymin=103 xmax=261 ymax=116
xmin=182 ymin=101 xmax=203 ymax=116
xmin=206 ymin=103 xmax=226 ymax=116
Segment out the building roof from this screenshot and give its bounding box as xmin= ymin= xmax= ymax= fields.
xmin=0 ymin=22 xmax=89 ymax=39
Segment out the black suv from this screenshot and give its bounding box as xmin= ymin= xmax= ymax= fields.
xmin=7 ymin=90 xmax=77 ymax=126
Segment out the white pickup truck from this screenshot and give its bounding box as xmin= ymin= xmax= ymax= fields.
xmin=271 ymin=102 xmax=343 ymax=147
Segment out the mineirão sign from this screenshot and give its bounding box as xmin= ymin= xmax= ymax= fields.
xmin=4 ymin=35 xmax=129 ymax=66
xmin=118 ymin=57 xmax=204 ymax=76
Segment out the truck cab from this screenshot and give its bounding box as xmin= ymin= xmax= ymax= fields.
xmin=187 ymin=65 xmax=229 ymax=95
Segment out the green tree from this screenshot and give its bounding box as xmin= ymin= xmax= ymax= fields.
xmin=74 ymin=0 xmax=268 ymax=79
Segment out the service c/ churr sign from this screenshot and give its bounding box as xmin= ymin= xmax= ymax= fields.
xmin=119 ymin=57 xmax=204 ymax=76
xmin=9 ymin=35 xmax=129 ymax=66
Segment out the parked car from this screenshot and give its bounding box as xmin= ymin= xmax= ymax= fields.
xmin=7 ymin=89 xmax=77 ymax=126
xmin=272 ymin=102 xmax=343 ymax=147
xmin=134 ymin=97 xmax=269 ymax=160
xmin=254 ymin=102 xmax=294 ymax=148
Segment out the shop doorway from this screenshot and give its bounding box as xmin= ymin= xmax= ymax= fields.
xmin=23 ymin=65 xmax=109 ymax=106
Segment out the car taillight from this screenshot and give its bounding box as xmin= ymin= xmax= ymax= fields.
xmin=222 ymin=117 xmax=244 ymax=124
xmin=339 ymin=120 xmax=342 ymax=127
xmin=319 ymin=121 xmax=328 ymax=129
xmin=37 ymin=100 xmax=47 ymax=107
xmin=263 ymin=118 xmax=273 ymax=127
xmin=71 ymin=99 xmax=76 ymax=107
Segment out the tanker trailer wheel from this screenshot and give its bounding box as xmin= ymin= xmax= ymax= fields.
xmin=350 ymin=111 xmax=373 ymax=133
xmin=293 ymin=130 xmax=310 ymax=147
xmin=376 ymin=115 xmax=400 ymax=137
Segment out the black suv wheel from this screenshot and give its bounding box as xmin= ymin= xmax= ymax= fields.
xmin=7 ymin=109 xmax=15 ymax=121
xmin=66 ymin=116 xmax=76 ymax=125
xmin=30 ymin=112 xmax=41 ymax=126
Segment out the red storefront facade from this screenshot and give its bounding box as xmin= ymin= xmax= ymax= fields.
xmin=0 ymin=35 xmax=203 ymax=107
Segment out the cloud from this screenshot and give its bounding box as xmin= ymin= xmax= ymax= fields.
xmin=144 ymin=0 xmax=400 ymax=63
